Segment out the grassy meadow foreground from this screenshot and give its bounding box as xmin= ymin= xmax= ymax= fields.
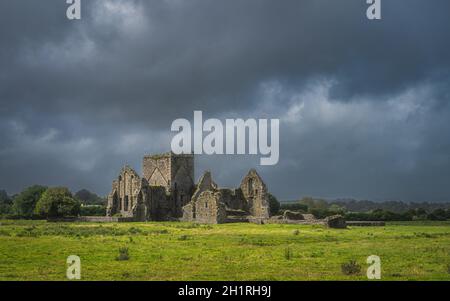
xmin=0 ymin=220 xmax=449 ymax=280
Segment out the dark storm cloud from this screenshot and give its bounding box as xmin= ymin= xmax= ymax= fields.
xmin=1 ymin=0 xmax=450 ymax=200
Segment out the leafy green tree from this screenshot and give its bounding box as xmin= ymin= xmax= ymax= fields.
xmin=12 ymin=185 xmax=47 ymax=218
xmin=427 ymin=208 xmax=448 ymax=221
xmin=0 ymin=189 xmax=13 ymax=215
xmin=299 ymin=197 xmax=328 ymax=210
xmin=328 ymin=204 xmax=345 ymax=213
xmin=0 ymin=190 xmax=8 ymax=202
xmin=74 ymin=189 xmax=105 ymax=205
xmin=80 ymin=205 xmax=106 ymax=216
xmin=280 ymin=203 xmax=308 ymax=212
xmin=267 ymin=193 xmax=280 ymax=216
xmin=34 ymin=187 xmax=80 ymax=218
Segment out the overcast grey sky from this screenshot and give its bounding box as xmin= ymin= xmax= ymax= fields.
xmin=1 ymin=0 xmax=450 ymax=201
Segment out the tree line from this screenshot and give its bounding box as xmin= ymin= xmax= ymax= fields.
xmin=279 ymin=197 xmax=450 ymax=221
xmin=0 ymin=186 xmax=106 ymax=219
xmin=2 ymin=187 xmax=450 ymax=221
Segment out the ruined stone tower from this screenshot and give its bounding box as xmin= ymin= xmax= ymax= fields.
xmin=142 ymin=152 xmax=194 ymax=216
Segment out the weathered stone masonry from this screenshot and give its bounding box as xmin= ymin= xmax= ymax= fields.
xmin=106 ymin=152 xmax=270 ymax=224
xmin=181 ymin=169 xmax=270 ymax=224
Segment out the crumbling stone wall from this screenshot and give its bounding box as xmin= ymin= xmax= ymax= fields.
xmin=283 ymin=210 xmax=305 ymax=220
xmin=219 ymin=188 xmax=247 ymax=211
xmin=191 ymin=171 xmax=216 ymax=202
xmin=192 ymin=191 xmax=227 ymax=224
xmin=240 ymin=169 xmax=270 ymax=219
xmin=181 ymin=202 xmax=195 ymax=222
xmin=324 ymin=215 xmax=347 ymax=228
xmin=171 ymin=154 xmax=194 ymax=215
xmin=182 ymin=169 xmax=272 ymax=223
xmin=107 ymin=165 xmax=172 ymax=221
xmin=106 ymin=166 xmax=142 ymax=218
xmin=182 ymin=171 xmax=231 ymax=223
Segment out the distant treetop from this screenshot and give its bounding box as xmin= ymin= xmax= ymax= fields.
xmin=74 ymin=189 xmax=105 ymax=205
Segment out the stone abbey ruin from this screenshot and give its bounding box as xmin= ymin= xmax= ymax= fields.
xmin=106 ymin=152 xmax=270 ymax=224
xmin=103 ymin=152 xmax=350 ymax=227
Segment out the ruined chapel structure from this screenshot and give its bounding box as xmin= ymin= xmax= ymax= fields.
xmin=106 ymin=152 xmax=271 ymax=224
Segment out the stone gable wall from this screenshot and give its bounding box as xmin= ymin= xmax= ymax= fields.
xmin=194 ymin=190 xmax=227 ymax=224
xmin=240 ymin=169 xmax=270 ymax=219
xmin=143 ymin=153 xmax=171 ymax=190
xmin=107 ymin=166 xmax=143 ymax=217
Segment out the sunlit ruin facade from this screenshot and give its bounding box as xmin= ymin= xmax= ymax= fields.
xmin=106 ymin=152 xmax=270 ymax=224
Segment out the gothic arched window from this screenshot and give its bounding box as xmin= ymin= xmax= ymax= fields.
xmin=248 ymin=178 xmax=254 ymax=195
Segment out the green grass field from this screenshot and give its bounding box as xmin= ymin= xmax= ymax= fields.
xmin=0 ymin=220 xmax=449 ymax=281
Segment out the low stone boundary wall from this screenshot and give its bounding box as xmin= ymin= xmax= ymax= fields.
xmin=225 ymin=217 xmax=250 ymax=223
xmin=268 ymin=217 xmax=386 ymax=227
xmin=267 ymin=218 xmax=325 ymax=225
xmin=346 ymin=221 xmax=386 ymax=226
xmin=79 ymin=216 xmax=137 ymax=222
xmin=48 ymin=216 xmax=386 ymax=226
xmin=77 ymin=216 xmax=119 ymax=222
xmin=267 ymin=215 xmax=347 ymax=228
